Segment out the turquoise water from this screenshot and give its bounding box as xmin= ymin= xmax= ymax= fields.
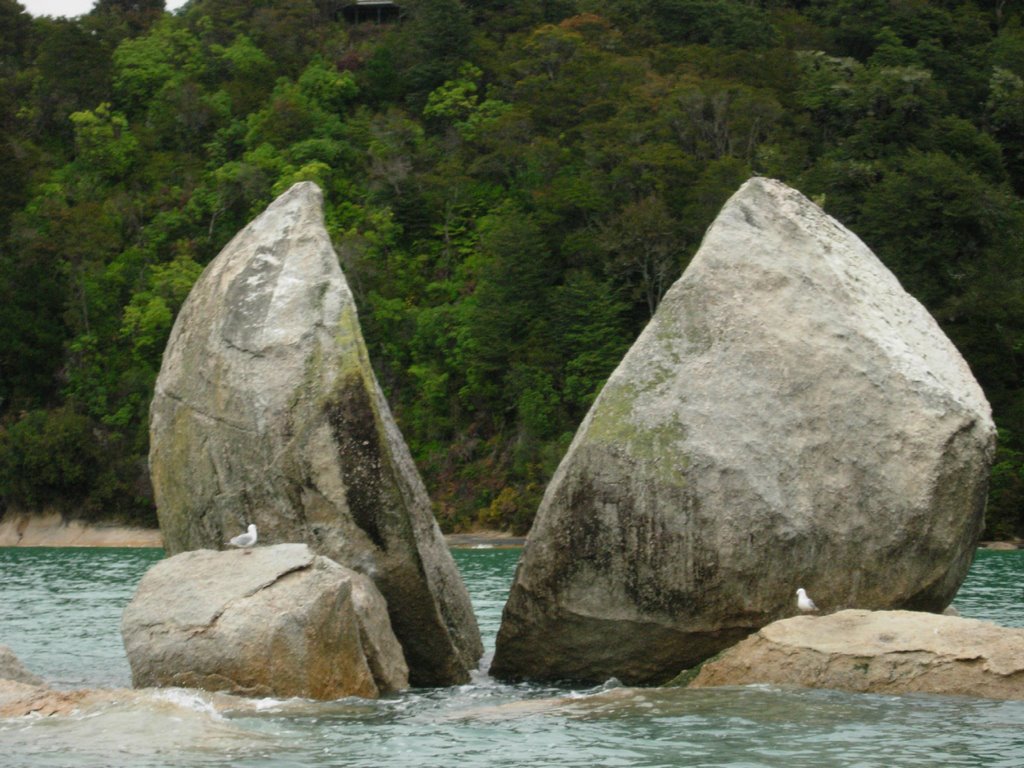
xmin=1 ymin=546 xmax=1022 ymax=767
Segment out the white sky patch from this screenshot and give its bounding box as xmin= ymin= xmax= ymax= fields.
xmin=19 ymin=0 xmax=188 ymax=18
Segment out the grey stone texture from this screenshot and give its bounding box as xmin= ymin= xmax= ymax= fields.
xmin=491 ymin=177 xmax=995 ymax=685
xmin=121 ymin=544 xmax=408 ymax=699
xmin=686 ymin=609 xmax=1024 ymax=700
xmin=149 ymin=182 xmax=481 ymax=685
xmin=0 ymin=645 xmax=43 ymax=686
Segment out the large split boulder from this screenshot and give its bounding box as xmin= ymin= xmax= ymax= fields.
xmin=685 ymin=610 xmax=1024 ymax=700
xmin=149 ymin=182 xmax=481 ymax=685
xmin=121 ymin=544 xmax=408 ymax=699
xmin=491 ymin=177 xmax=996 ymax=685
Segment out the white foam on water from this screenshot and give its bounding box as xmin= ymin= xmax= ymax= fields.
xmin=5 ymin=546 xmax=1022 ymax=768
xmin=0 ymin=688 xmax=270 ymax=767
xmin=151 ymin=687 xmax=224 ymax=719
xmin=565 ymin=678 xmax=624 ymax=700
xmin=251 ymin=697 xmax=289 ymax=712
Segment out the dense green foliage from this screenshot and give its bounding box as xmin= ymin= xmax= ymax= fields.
xmin=2 ymin=0 xmax=1023 ymax=537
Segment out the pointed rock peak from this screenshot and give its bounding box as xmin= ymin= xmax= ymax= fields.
xmin=150 ymin=183 xmax=482 ymax=686
xmin=490 ymin=176 xmax=995 ymax=686
xmin=695 ymin=177 xmax=991 ymax=417
xmin=244 ymin=180 xmax=323 ymax=215
xmin=249 ymin=181 xmax=327 ymax=231
xmin=275 ymin=180 xmax=322 ymax=204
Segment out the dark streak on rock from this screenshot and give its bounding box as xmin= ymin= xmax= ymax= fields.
xmin=325 ymin=374 xmax=387 ymax=552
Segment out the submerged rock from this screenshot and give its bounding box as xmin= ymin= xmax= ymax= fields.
xmin=491 ymin=177 xmax=995 ymax=685
xmin=0 ymin=645 xmax=43 ymax=686
xmin=685 ymin=610 xmax=1024 ymax=700
xmin=0 ymin=679 xmax=119 ymax=718
xmin=121 ymin=544 xmax=408 ymax=699
xmin=0 ymin=680 xmax=275 ymax=719
xmin=149 ymin=182 xmax=481 ymax=685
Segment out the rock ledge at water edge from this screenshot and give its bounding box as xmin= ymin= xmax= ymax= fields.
xmin=685 ymin=609 xmax=1024 ymax=700
xmin=121 ymin=544 xmax=408 ymax=700
xmin=0 ymin=644 xmax=43 ymax=686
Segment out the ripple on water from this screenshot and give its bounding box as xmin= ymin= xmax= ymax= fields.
xmin=1 ymin=547 xmax=1023 ymax=768
xmin=952 ymin=549 xmax=1024 ymax=628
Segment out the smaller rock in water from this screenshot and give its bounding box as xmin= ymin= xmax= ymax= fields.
xmin=121 ymin=544 xmax=408 ymax=700
xmin=0 ymin=645 xmax=44 ymax=686
xmin=685 ymin=609 xmax=1024 ymax=700
xmin=0 ymin=679 xmax=129 ymax=718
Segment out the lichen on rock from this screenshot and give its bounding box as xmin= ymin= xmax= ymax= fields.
xmin=685 ymin=609 xmax=1024 ymax=700
xmin=149 ymin=182 xmax=481 ymax=686
xmin=491 ymin=177 xmax=996 ymax=686
xmin=121 ymin=544 xmax=408 ymax=700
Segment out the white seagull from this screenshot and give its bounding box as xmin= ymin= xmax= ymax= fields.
xmin=228 ymin=523 xmax=258 ymax=552
xmin=796 ymin=587 xmax=818 ymax=613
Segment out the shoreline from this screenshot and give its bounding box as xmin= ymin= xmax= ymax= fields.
xmin=0 ymin=514 xmax=526 ymax=549
xmin=0 ymin=514 xmax=1017 ymax=551
xmin=0 ymin=513 xmax=163 ymax=548
xmin=444 ymin=531 xmax=527 ymax=548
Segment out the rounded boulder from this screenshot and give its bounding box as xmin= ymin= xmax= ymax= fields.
xmin=121 ymin=544 xmax=408 ymax=699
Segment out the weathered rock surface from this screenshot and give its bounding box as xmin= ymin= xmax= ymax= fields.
xmin=685 ymin=609 xmax=1024 ymax=700
xmin=149 ymin=182 xmax=481 ymax=685
xmin=0 ymin=645 xmax=43 ymax=686
xmin=0 ymin=679 xmax=260 ymax=718
xmin=121 ymin=544 xmax=408 ymax=699
xmin=0 ymin=679 xmax=116 ymax=718
xmin=491 ymin=177 xmax=996 ymax=685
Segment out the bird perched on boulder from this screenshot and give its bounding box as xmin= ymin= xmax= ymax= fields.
xmin=796 ymin=587 xmax=818 ymax=612
xmin=228 ymin=524 xmax=258 ymax=553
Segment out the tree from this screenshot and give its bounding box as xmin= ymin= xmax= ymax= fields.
xmin=643 ymin=0 xmax=780 ymax=49
xmin=0 ymin=240 xmax=67 ymax=410
xmin=69 ymin=103 xmax=139 ymax=180
xmin=91 ymin=0 xmax=165 ymax=40
xmin=457 ymin=205 xmax=556 ymax=413
xmin=0 ymin=407 xmax=99 ymax=510
xmin=599 ymin=195 xmax=682 ymax=317
xmin=28 ymin=17 xmax=115 ymax=141
xmin=987 ymin=66 xmax=1024 ymax=193
xmin=858 ymin=151 xmax=1021 ymax=309
xmin=553 ymin=270 xmax=630 ymax=414
xmin=393 ymin=0 xmax=474 ymax=105
xmin=112 ymin=18 xmax=205 ymax=115
xmin=665 ymin=79 xmax=783 ymax=163
xmin=0 ymin=0 xmax=36 ymax=231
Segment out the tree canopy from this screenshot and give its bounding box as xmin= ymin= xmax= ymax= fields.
xmin=2 ymin=0 xmax=1023 ymax=538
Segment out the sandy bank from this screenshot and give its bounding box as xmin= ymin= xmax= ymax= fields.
xmin=444 ymin=530 xmax=526 ymax=548
xmin=0 ymin=514 xmax=524 ymax=549
xmin=979 ymin=540 xmax=1022 ymax=550
xmin=0 ymin=513 xmax=163 ymax=548
xmin=1 ymin=514 xmax=1011 ymax=552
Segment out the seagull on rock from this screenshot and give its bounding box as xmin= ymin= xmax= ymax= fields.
xmin=796 ymin=587 xmax=818 ymax=613
xmin=228 ymin=523 xmax=258 ymax=553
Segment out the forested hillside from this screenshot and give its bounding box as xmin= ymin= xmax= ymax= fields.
xmin=1 ymin=0 xmax=1022 ymax=537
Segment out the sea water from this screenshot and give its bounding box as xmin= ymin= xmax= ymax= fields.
xmin=0 ymin=547 xmax=1022 ymax=767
